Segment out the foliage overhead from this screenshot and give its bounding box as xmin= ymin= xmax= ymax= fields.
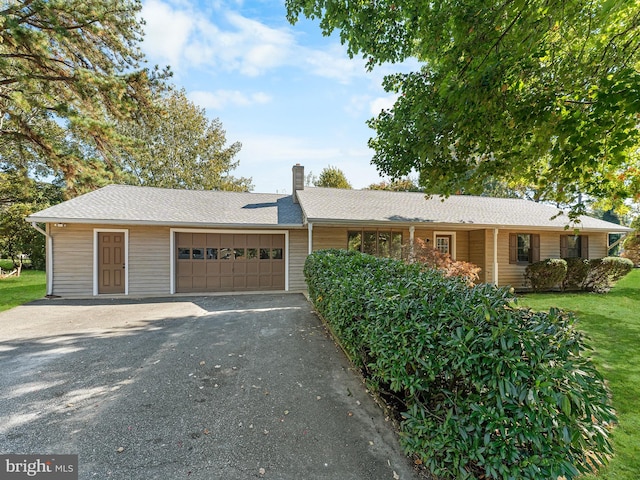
xmin=0 ymin=0 xmax=169 ymax=195
xmin=116 ymin=88 xmax=252 ymax=191
xmin=314 ymin=165 xmax=352 ymax=189
xmin=286 ymin=0 xmax=640 ymax=216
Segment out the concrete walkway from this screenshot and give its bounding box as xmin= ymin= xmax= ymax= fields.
xmin=0 ymin=293 xmax=423 ymax=479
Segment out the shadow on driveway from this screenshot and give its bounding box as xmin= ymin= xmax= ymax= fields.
xmin=0 ymin=293 xmax=423 ymax=479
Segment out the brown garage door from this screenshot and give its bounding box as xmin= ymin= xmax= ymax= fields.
xmin=176 ymin=233 xmax=285 ymax=293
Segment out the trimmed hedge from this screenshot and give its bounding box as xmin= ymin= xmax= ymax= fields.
xmin=524 ymin=258 xmax=567 ymax=291
xmin=305 ymin=250 xmax=615 ymax=480
xmin=524 ymin=256 xmax=632 ymax=292
xmin=583 ymin=256 xmax=634 ymax=293
xmin=561 ymin=257 xmax=591 ymax=291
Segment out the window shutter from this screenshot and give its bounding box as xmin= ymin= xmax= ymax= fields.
xmin=560 ymin=235 xmax=568 ymax=258
xmin=509 ymin=234 xmax=517 ymax=264
xmin=581 ymin=235 xmax=589 ymax=258
xmin=531 ymin=234 xmax=540 ymax=263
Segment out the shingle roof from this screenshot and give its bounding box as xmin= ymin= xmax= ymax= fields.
xmin=295 ymin=187 xmax=631 ymax=232
xmin=27 ymin=184 xmax=303 ymax=227
xmin=27 ymin=184 xmax=630 ymax=232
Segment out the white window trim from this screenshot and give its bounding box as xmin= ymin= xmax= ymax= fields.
xmin=433 ymin=231 xmax=457 ymax=259
xmin=170 ymin=228 xmax=290 ymax=294
xmin=93 ymin=228 xmax=129 ymax=296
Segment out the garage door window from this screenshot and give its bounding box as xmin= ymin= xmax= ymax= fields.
xmin=206 ymin=248 xmax=217 ymax=260
xmin=178 ymin=248 xmax=190 ymax=259
xmin=192 ymin=248 xmax=204 ymax=260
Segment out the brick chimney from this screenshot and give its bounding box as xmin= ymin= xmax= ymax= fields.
xmin=292 ymin=164 xmax=304 ymax=203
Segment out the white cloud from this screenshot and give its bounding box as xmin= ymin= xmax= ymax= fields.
xmin=141 ymin=0 xmax=366 ymax=83
xmin=303 ymin=45 xmax=365 ymax=84
xmin=369 ymin=95 xmax=398 ymax=115
xmin=188 ymin=90 xmax=272 ymax=110
xmin=140 ymin=0 xmax=194 ymax=69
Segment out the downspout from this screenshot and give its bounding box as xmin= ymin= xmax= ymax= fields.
xmin=308 ymin=222 xmax=313 ymax=255
xmin=31 ymin=222 xmax=53 ymax=296
xmin=492 ymin=228 xmax=499 ymax=286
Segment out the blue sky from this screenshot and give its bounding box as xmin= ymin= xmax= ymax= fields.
xmin=139 ymin=0 xmax=415 ymax=193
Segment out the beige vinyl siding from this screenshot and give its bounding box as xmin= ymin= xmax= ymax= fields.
xmin=312 ymin=226 xmax=350 ymax=250
xmin=288 ymin=229 xmax=308 ymax=291
xmin=49 ymin=224 xmax=172 ymax=297
xmin=50 ymin=223 xmax=94 ymax=296
xmin=456 ymin=231 xmax=470 ymax=262
xmin=469 ymin=230 xmax=487 ymax=283
xmin=585 ymin=232 xmax=608 ymax=258
xmin=128 ymin=226 xmax=171 ymax=295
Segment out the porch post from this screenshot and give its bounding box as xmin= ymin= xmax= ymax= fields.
xmin=409 ymin=226 xmax=415 ymax=262
xmin=493 ymin=228 xmax=499 ymax=285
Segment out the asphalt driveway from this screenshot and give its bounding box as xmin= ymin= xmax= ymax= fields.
xmin=0 ymin=293 xmax=421 ymax=479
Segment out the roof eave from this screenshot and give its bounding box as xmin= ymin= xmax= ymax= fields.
xmin=26 ymin=216 xmax=304 ymax=229
xmin=303 ymin=217 xmax=632 ymax=232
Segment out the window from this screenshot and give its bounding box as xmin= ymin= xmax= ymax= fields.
xmin=560 ymin=235 xmax=588 ymax=259
xmin=509 ymin=233 xmax=540 ymax=264
xmin=435 ymin=235 xmax=451 ymax=255
xmin=347 ymin=230 xmax=403 ymax=258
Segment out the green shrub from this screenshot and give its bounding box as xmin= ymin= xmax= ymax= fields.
xmin=621 ymin=234 xmax=640 ymax=266
xmin=304 ymin=250 xmax=615 ymax=480
xmin=583 ymin=256 xmax=634 ymax=293
xmin=561 ymin=257 xmax=591 ymax=291
xmin=524 ymin=258 xmax=567 ymax=291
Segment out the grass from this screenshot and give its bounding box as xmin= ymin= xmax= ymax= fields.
xmin=519 ymin=269 xmax=640 ymax=480
xmin=0 ymin=259 xmax=46 ymax=313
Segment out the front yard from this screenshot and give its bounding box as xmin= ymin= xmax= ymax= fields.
xmin=519 ymin=269 xmax=640 ymax=479
xmin=0 ymin=259 xmax=46 ymax=312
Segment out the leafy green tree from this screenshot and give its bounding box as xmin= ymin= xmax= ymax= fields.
xmin=314 ymin=165 xmax=352 ymax=189
xmin=286 ymin=0 xmax=640 ymax=216
xmin=367 ymin=177 xmax=422 ymax=192
xmin=116 ymin=89 xmax=252 ymax=191
xmin=0 ymin=0 xmax=168 ymax=195
xmin=0 ymin=169 xmax=63 ymax=269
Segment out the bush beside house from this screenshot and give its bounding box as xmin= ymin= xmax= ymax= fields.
xmin=304 ymin=249 xmax=616 ymax=480
xmin=525 ymin=257 xmax=633 ymax=292
xmin=621 ymin=233 xmax=640 ymax=266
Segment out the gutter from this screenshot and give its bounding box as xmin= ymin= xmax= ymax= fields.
xmin=30 ymin=222 xmax=53 ymax=296
xmin=26 ymin=217 xmax=306 ymax=229
xmin=302 ymin=218 xmax=633 ymax=233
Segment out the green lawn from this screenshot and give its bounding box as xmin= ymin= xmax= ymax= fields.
xmin=519 ymin=269 xmax=640 ymax=480
xmin=0 ymin=260 xmax=46 ymax=312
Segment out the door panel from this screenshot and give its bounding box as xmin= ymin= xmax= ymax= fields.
xmin=98 ymin=232 xmax=126 ymax=294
